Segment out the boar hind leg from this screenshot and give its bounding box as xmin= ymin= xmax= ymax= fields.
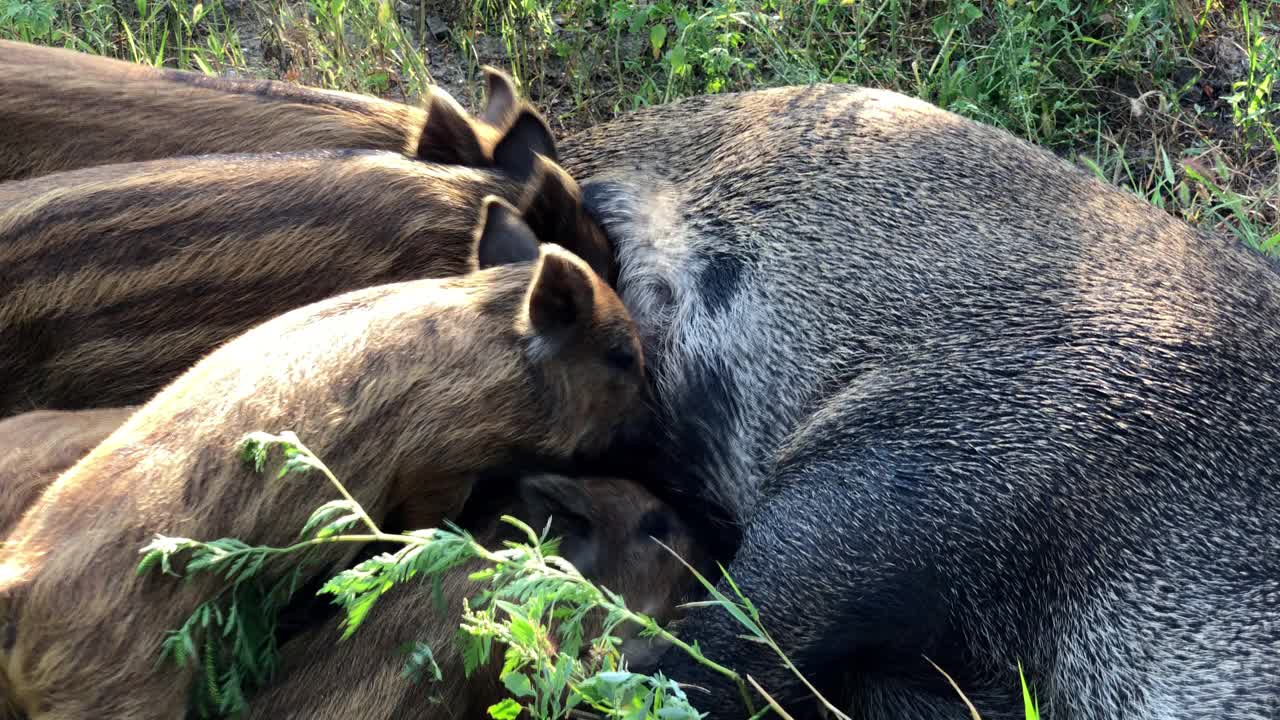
xmin=651 ymin=366 xmax=1043 ymax=720
xmin=651 ymin=466 xmax=971 ymax=720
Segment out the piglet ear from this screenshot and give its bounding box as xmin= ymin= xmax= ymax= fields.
xmin=518 ymin=474 xmax=597 ymax=574
xmin=480 ymin=65 xmax=519 ymax=128
xmin=417 ymin=87 xmax=487 ymax=166
xmin=492 ymin=109 xmax=557 ymax=183
xmin=519 ymin=156 xmax=615 ymax=282
xmin=474 ymin=196 xmax=540 ymax=270
xmin=526 ymin=248 xmax=596 ymax=339
xmin=519 ymin=473 xmax=592 ymax=523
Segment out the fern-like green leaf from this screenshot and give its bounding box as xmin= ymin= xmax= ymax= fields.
xmin=486 ymin=697 xmax=522 ymax=719
xmin=298 ymin=499 xmax=358 ymax=539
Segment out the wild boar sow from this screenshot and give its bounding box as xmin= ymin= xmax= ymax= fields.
xmin=0 ymin=200 xmax=645 ymax=720
xmin=560 ymin=85 xmax=1279 ymax=719
xmin=0 ymin=40 xmax=533 ymax=180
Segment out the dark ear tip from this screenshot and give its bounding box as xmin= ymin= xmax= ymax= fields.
xmin=419 ymin=86 xmax=489 ymax=164
xmin=476 ymin=195 xmax=541 ymax=270
xmin=512 ymin=109 xmax=559 ymax=158
xmin=492 ymin=109 xmax=559 ymax=182
xmin=479 ymin=66 xmax=520 ymax=128
xmin=538 ymin=245 xmax=580 ymax=271
xmin=542 ymin=247 xmax=599 ymax=300
xmin=527 ymin=246 xmax=598 ymax=333
xmin=537 ymin=154 xmax=579 ymax=193
xmin=481 ymin=193 xmax=508 ymax=209
xmin=425 ymin=87 xmax=480 ymax=130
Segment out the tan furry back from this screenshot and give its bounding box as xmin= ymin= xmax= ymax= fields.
xmin=0 ymin=151 xmax=524 ymax=414
xmin=0 ymin=408 xmax=134 ymax=541
xmin=0 ymin=40 xmax=427 ymax=181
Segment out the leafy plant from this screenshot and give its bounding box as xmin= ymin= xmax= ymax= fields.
xmin=1220 ymin=1 xmax=1280 ymax=150
xmin=139 ymin=430 xmax=1057 ymax=719
xmin=261 ymin=0 xmax=433 ymax=100
xmin=10 ymin=0 xmax=1279 ymax=241
xmin=138 ymin=431 xmax=746 ymax=718
xmin=0 ymin=0 xmax=55 ymax=42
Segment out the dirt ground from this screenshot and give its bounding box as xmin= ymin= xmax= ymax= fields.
xmin=223 ymin=0 xmax=586 ymax=132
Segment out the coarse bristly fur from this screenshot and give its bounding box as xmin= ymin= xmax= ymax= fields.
xmin=0 ymin=407 xmax=137 ymax=542
xmin=0 ymin=203 xmax=647 ymax=720
xmin=243 ymin=474 xmax=710 ymax=720
xmin=0 ymin=130 xmax=608 ymax=415
xmin=0 ymin=407 xmax=135 ymax=720
xmin=559 ymin=85 xmax=1280 ymax=719
xmin=0 ymin=40 xmax=544 ymax=181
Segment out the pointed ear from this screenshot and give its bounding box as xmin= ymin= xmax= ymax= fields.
xmin=526 ymin=250 xmax=596 ymax=339
xmin=417 ymin=87 xmax=488 ymax=166
xmin=480 ymin=65 xmax=519 ymax=128
xmin=474 ymin=196 xmax=541 ymax=270
xmin=519 ymin=474 xmax=592 ymax=524
xmin=519 ymin=155 xmax=581 ymax=238
xmin=519 ymin=157 xmax=616 ymax=281
xmin=492 ymin=109 xmax=558 ymax=183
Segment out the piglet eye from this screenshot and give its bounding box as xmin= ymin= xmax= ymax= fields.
xmin=605 ymin=346 xmax=636 ymax=372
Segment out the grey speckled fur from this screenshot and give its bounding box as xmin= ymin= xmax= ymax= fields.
xmin=559 ymin=85 xmax=1280 ymax=720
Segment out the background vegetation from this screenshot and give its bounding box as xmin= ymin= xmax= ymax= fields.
xmin=2 ymin=0 xmax=1278 ymax=249
xmin=7 ymin=2 xmax=1270 ymax=716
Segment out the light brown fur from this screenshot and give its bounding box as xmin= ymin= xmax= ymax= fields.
xmin=0 ymin=431 xmax=693 ymax=720
xmin=0 ymin=41 xmax=535 ymax=181
xmin=0 ymin=408 xmax=135 ymax=541
xmin=0 ymin=202 xmax=646 ymax=720
xmin=0 ymin=409 xmax=132 ymax=720
xmin=0 ymin=144 xmax=607 ymax=415
xmin=245 ymin=474 xmax=708 ymax=719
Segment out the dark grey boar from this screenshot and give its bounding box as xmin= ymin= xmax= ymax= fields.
xmin=559 ymin=85 xmax=1280 ymax=720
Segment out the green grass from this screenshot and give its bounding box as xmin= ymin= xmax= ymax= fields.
xmin=257 ymin=0 xmax=434 ymax=100
xmin=456 ymin=0 xmax=1280 ymax=248
xmin=0 ymin=0 xmax=248 ymax=70
xmin=3 ymin=0 xmax=1276 ymax=247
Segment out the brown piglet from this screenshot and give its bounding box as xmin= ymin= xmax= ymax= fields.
xmin=0 ymin=407 xmax=136 ymax=540
xmin=0 ymin=40 xmax=535 ymax=181
xmin=0 ymin=132 xmax=612 ymax=415
xmin=0 ymin=199 xmax=645 ymax=720
xmin=245 ymin=474 xmax=708 ymax=720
